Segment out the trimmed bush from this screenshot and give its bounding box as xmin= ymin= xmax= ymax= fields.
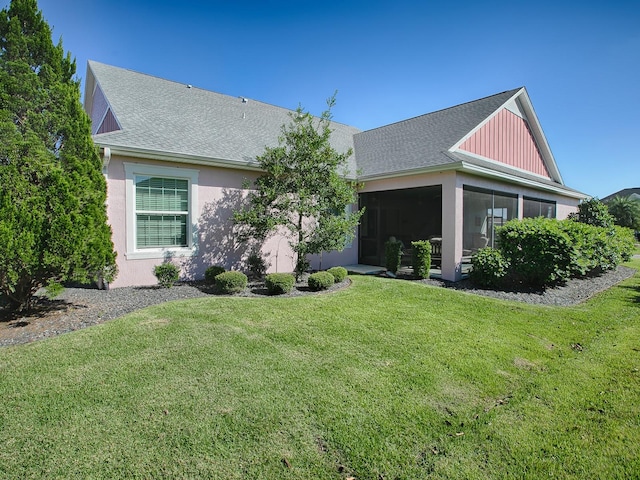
xmin=411 ymin=240 xmax=432 ymax=279
xmin=470 ymin=248 xmax=510 ymax=288
xmin=385 ymin=239 xmax=403 ymax=274
xmin=497 ymin=217 xmax=576 ymax=287
xmin=327 ymin=266 xmax=348 ymax=283
xmin=265 ymin=273 xmax=295 ymax=295
xmin=204 ymin=265 xmax=226 ymax=284
xmin=153 ymin=263 xmax=180 ymax=288
xmin=308 ymin=271 xmax=334 ymax=291
xmin=215 ymin=271 xmax=247 ymax=294
xmin=247 ymin=251 xmax=268 ymax=278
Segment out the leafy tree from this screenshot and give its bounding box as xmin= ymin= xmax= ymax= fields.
xmin=605 ymin=195 xmax=640 ymax=230
xmin=0 ymin=0 xmax=116 ymax=311
xmin=567 ymin=197 xmax=615 ymax=228
xmin=234 ymin=94 xmax=363 ymax=278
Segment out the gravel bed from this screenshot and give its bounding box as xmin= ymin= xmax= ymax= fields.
xmin=0 ymin=266 xmax=636 ymax=347
xmin=408 ymin=265 xmax=637 ymax=306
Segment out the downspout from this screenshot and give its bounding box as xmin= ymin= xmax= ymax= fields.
xmin=97 ymin=146 xmax=111 ymax=291
xmin=100 ymin=146 xmax=111 ymax=176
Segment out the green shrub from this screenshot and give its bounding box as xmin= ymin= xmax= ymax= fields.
xmin=470 ymin=248 xmax=510 ymax=288
xmin=497 ymin=217 xmax=576 ymax=287
xmin=295 ymin=256 xmax=311 ymax=280
xmin=560 ymin=221 xmax=608 ymax=276
xmin=247 ymin=251 xmax=268 ymax=278
xmin=411 ymin=240 xmax=432 ymax=279
xmin=327 ymin=266 xmax=348 ymax=283
xmin=384 ymin=239 xmax=402 ymax=273
xmin=265 ymin=273 xmax=295 ymax=295
xmin=204 ymin=265 xmax=226 ymax=284
xmin=611 ymin=225 xmax=636 ymax=263
xmin=153 ymin=263 xmax=180 ymax=288
xmin=215 ymin=271 xmax=247 ymax=294
xmin=560 ymin=221 xmax=635 ymax=275
xmin=570 ymin=198 xmax=615 ymax=228
xmin=308 ymin=271 xmax=334 ymax=291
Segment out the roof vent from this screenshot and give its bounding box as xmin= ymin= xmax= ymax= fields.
xmin=187 ymin=84 xmax=192 ymax=89
xmin=240 ymin=97 xmax=248 ymax=103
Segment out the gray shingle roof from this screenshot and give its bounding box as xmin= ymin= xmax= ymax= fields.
xmin=86 ymin=62 xmax=580 ymax=195
xmin=601 ymin=188 xmax=640 ymax=203
xmin=353 ymin=88 xmax=521 ymax=178
xmin=86 ymin=61 xmax=360 ymax=175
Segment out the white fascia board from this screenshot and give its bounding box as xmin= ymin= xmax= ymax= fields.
xmin=459 ymin=162 xmax=586 ymax=199
xmin=83 ymin=63 xmax=96 ymax=117
xmin=514 ymin=90 xmax=563 ymax=184
xmin=455 ymin=150 xmax=554 ymax=182
xmin=448 ymin=88 xmax=525 ymax=153
xmin=85 ymin=62 xmax=123 ymax=134
xmin=97 ymin=143 xmax=264 ymax=172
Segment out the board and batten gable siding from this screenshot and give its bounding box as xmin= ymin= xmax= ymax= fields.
xmin=97 ymin=109 xmax=120 ymax=134
xmin=459 ymin=108 xmax=550 ymax=178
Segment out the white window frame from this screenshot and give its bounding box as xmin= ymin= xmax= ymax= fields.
xmin=124 ymin=163 xmax=199 ymax=260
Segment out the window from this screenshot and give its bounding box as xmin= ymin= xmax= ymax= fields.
xmin=124 ymin=163 xmax=199 ymax=259
xmin=463 ymin=186 xmax=518 ymax=251
xmin=523 ymin=196 xmax=556 ymax=219
xmin=136 ymin=177 xmax=189 ymax=248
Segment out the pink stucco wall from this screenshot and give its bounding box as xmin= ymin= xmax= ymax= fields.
xmin=105 ymin=155 xmax=580 ymax=287
xmin=106 ymin=156 xmax=356 ymax=288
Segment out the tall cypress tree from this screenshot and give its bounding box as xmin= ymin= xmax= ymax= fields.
xmin=0 ymin=0 xmax=116 ymax=311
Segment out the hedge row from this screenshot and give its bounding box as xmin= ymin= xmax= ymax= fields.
xmin=471 ymin=217 xmax=635 ymax=288
xmin=196 ymin=265 xmax=349 ymax=295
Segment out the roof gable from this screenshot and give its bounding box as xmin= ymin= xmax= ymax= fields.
xmin=457 ymin=108 xmax=550 ymax=178
xmin=353 ymin=88 xmax=521 ymax=179
xmin=450 ymin=88 xmax=562 ymax=183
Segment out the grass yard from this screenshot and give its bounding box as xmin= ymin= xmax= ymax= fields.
xmin=0 ymin=260 xmax=639 ymax=479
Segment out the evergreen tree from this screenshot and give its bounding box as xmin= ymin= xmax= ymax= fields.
xmin=0 ymin=0 xmax=116 ymax=311
xmin=234 ymin=94 xmax=363 ymax=278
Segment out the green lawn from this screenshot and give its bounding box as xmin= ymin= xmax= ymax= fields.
xmin=1 ymin=260 xmax=639 ymax=479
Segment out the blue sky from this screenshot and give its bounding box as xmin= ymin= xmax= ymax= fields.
xmin=4 ymin=0 xmax=638 ymax=198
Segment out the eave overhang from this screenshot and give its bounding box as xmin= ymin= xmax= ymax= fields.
xmin=96 ymin=142 xmax=264 ymax=173
xmin=358 ymin=158 xmax=586 ymax=200
xmin=95 ymin=141 xmax=360 ymax=180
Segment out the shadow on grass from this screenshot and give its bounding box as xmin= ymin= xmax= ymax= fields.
xmin=619 ymin=284 xmax=640 ymax=304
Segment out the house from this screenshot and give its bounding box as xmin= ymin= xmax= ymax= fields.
xmin=84 ymin=61 xmax=586 ymax=287
xmin=602 ymin=188 xmax=640 ymax=203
